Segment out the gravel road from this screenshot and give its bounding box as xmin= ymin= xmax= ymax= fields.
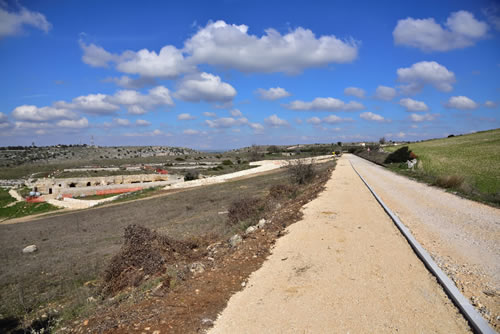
xmin=348 ymin=154 xmax=500 ymax=329
xmin=209 ymin=156 xmax=471 ymax=333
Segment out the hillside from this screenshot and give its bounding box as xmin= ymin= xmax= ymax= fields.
xmin=0 ymin=145 xmax=198 ymax=168
xmin=386 ymin=129 xmax=500 ymax=199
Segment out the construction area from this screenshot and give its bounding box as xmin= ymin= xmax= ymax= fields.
xmin=0 ymin=150 xmax=498 ymax=334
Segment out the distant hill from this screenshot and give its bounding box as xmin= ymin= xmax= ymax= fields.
xmin=0 ymin=146 xmax=198 ymax=167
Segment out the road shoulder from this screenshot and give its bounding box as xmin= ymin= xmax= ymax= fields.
xmin=209 ymin=156 xmax=470 ymax=333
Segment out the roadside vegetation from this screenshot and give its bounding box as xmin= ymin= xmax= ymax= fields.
xmin=0 ymin=160 xmax=335 ymax=333
xmin=110 ymin=186 xmax=164 ymax=204
xmin=0 ymin=201 xmax=59 ymax=220
xmin=0 ymin=188 xmax=60 ymax=220
xmin=353 ymin=129 xmax=500 ymax=206
xmin=74 ymin=193 xmax=120 ymax=200
xmin=0 ymin=188 xmax=16 ymax=207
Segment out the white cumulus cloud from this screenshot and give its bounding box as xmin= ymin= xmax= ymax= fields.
xmin=114 ymin=118 xmax=130 ymax=126
xmin=323 ymin=115 xmax=353 ymax=124
xmin=184 ymin=20 xmax=359 ymax=74
xmin=0 ymin=5 xmax=52 ymax=38
xmin=374 ymin=86 xmax=397 ymax=101
xmin=306 ymin=115 xmax=351 ymax=124
xmin=205 ymin=117 xmax=248 ymax=128
xmin=135 ymin=119 xmax=151 ymax=126
xmin=444 ymin=96 xmax=479 ymax=110
xmin=385 ymin=132 xmax=407 ymax=138
xmin=183 ymin=129 xmax=200 ymax=135
xmin=284 ymin=97 xmax=364 ymax=111
xmin=56 ymin=117 xmax=89 ymax=128
xmin=80 ymin=41 xmax=193 ymax=77
xmin=107 ymin=86 xmax=174 ymax=114
xmin=265 ymin=114 xmax=289 ymax=127
xmin=80 ymin=20 xmax=359 ymax=76
xmin=306 ymin=117 xmax=321 ymax=124
xmin=397 ymin=61 xmax=456 ymax=94
xmin=344 ymin=87 xmax=365 ymax=99
xmin=174 ymin=72 xmax=236 ymax=103
xmin=127 ymin=105 xmax=147 ymax=115
xmin=124 ymin=129 xmax=166 ymax=137
xmin=360 ymin=112 xmax=385 ymax=122
xmin=399 ymin=98 xmax=429 ymax=112
xmin=230 ymin=109 xmax=243 ymax=117
xmin=249 ymin=123 xmax=264 ymax=133
xmin=203 ymin=112 xmax=217 ymax=117
xmin=104 ymin=75 xmax=156 ymax=89
xmin=79 ymin=40 xmax=116 ymax=68
xmin=12 ymin=105 xmax=78 ymax=122
xmin=393 ymin=11 xmax=489 ymax=52
xmin=484 ymin=101 xmax=497 ymax=108
xmin=177 ymin=113 xmax=196 ymax=120
xmin=116 ymin=46 xmax=194 ymax=78
xmin=256 ymin=87 xmax=291 ymax=100
xmin=0 ymin=112 xmax=11 ymax=129
xmin=55 ymin=93 xmax=119 ymax=115
xmin=409 ymin=113 xmax=439 ymax=122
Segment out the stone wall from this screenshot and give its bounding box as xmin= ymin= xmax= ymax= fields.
xmin=29 ymin=173 xmax=181 ymax=197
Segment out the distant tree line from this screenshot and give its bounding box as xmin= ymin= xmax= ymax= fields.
xmin=0 ymin=144 xmax=89 ymax=150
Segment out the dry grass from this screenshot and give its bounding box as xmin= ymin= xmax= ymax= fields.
xmin=434 ymin=175 xmax=465 ymax=188
xmin=269 ymin=184 xmax=298 ymax=200
xmin=385 ymin=129 xmax=500 ymax=195
xmin=227 ymin=197 xmax=265 ymax=227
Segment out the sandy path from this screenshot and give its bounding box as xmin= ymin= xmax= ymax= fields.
xmin=165 ymin=155 xmax=332 ymax=190
xmin=209 ymin=156 xmax=470 ymax=333
xmin=8 ymin=189 xmax=24 ymax=202
xmin=348 ymin=154 xmax=500 ymax=328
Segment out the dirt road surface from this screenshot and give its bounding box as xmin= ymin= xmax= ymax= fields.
xmin=348 ymin=154 xmax=500 ymax=328
xmin=209 ymin=156 xmax=471 ymax=333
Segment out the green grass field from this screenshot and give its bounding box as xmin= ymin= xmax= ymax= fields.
xmin=385 ymin=129 xmax=500 ymax=199
xmin=0 ymin=201 xmax=60 ymax=220
xmin=0 ymin=188 xmax=16 ymax=208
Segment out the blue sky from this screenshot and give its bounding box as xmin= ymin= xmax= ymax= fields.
xmin=0 ymin=0 xmax=499 ymax=149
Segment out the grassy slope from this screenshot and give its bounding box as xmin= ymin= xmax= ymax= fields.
xmin=1 ymin=186 xmax=60 ymax=220
xmin=0 ymin=201 xmax=59 ymax=220
xmin=0 ymin=188 xmax=16 ymax=208
xmin=385 ymin=129 xmax=500 ymax=195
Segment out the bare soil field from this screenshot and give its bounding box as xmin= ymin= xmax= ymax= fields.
xmin=0 ymin=161 xmax=335 ymax=333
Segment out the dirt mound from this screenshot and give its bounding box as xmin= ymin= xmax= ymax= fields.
xmin=102 ymin=224 xmax=198 ymax=295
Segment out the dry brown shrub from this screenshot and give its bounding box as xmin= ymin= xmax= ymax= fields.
xmin=227 ymin=197 xmax=264 ymax=226
xmin=102 ymin=225 xmax=196 ymax=295
xmin=287 ymin=159 xmax=316 ymax=184
xmin=435 ymin=175 xmax=464 ymax=188
xmin=269 ymin=184 xmax=298 ymax=200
